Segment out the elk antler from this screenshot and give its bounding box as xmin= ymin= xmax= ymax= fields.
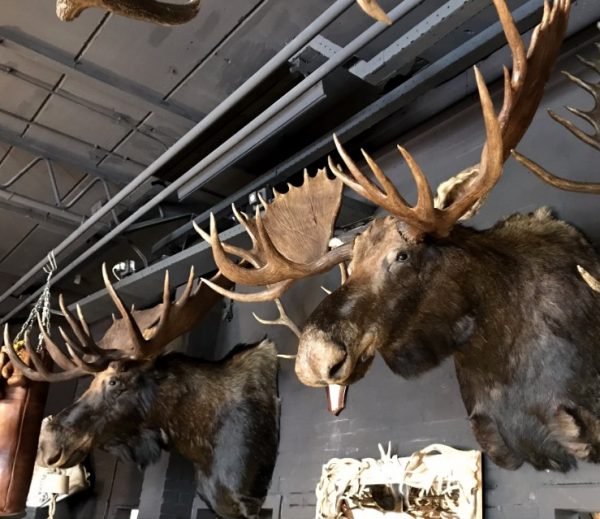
xmin=2 ymin=266 xmax=230 ymax=382
xmin=196 ymin=168 xmax=352 ymax=302
xmin=56 ymin=0 xmax=201 ymax=25
xmin=331 ymin=0 xmax=570 ymax=237
xmin=513 ymin=25 xmax=600 ymax=193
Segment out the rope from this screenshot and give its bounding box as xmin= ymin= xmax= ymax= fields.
xmin=13 ymin=252 xmax=57 ymax=352
xmin=47 ymin=493 xmax=57 ymax=519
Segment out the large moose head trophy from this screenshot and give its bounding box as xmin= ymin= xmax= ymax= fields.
xmin=198 ymin=0 xmax=600 ymax=473
xmin=2 ymin=268 xmax=280 ymax=519
xmin=56 ymin=0 xmax=392 ymax=25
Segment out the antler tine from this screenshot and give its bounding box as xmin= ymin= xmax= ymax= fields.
xmin=143 ymin=270 xmax=175 ymax=355
xmin=395 ymin=146 xmax=435 ymax=215
xmin=195 ymin=218 xmax=262 ymax=270
xmin=56 ymin=0 xmax=201 ymax=25
xmin=56 ymin=327 xmax=105 ymax=372
xmin=501 ymin=0 xmax=571 ymax=154
xmin=549 ymin=105 xmax=600 ymax=153
xmin=36 ymin=312 xmax=78 ymax=371
xmin=59 ymin=294 xmax=104 ymax=356
xmin=578 ymin=266 xmax=600 ymax=293
xmin=252 ymin=299 xmax=301 ymax=338
xmin=75 ymin=304 xmax=90 ymax=337
xmin=441 ymin=67 xmax=503 ymax=227
xmin=330 ymin=134 xmax=439 ymax=234
xmin=356 ymin=0 xmax=392 ymax=25
xmin=205 ymin=210 xmax=352 ymax=286
xmin=101 ymin=263 xmax=146 ymax=358
xmin=231 ymin=204 xmax=259 ymax=248
xmin=23 ymin=331 xmax=53 ymax=376
xmin=494 ymin=0 xmax=527 ymax=132
xmin=201 ymin=277 xmax=295 ymax=303
xmin=3 ymin=325 xmax=86 ymax=382
xmin=511 ymin=151 xmax=600 ymax=193
xmin=177 ymin=266 xmax=196 ymax=304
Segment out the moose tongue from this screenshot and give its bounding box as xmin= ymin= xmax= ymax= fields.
xmin=326 ymin=384 xmax=347 ymax=416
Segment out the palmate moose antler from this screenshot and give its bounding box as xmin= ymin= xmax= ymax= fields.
xmin=56 ymin=0 xmax=202 ymax=24
xmin=199 ymin=0 xmax=570 ymax=297
xmin=56 ymin=0 xmax=391 ymax=25
xmin=195 ymin=168 xmax=352 ymax=302
xmin=2 ymin=266 xmax=231 ymax=382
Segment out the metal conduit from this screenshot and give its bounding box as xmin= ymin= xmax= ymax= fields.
xmin=0 ymin=0 xmax=357 ymax=312
xmin=0 ymin=0 xmax=421 ymax=323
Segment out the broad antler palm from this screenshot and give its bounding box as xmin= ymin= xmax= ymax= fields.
xmin=2 ymin=266 xmax=231 ymax=382
xmin=195 ymin=168 xmax=351 ymax=302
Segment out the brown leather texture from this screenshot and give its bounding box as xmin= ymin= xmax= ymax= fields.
xmin=0 ymin=376 xmax=48 ymax=516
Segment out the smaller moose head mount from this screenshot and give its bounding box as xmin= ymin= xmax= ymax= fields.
xmin=2 ymin=264 xmax=230 ymax=465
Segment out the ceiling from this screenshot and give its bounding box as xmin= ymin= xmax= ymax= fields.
xmin=0 ymin=0 xmax=599 ymax=321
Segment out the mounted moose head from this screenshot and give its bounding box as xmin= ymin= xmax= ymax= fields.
xmin=199 ymin=0 xmax=600 ymax=473
xmin=2 ymin=267 xmax=280 ymax=519
xmin=55 ymin=0 xmax=391 ymax=25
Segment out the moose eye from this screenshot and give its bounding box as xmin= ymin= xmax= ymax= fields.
xmin=395 ymin=252 xmax=409 ymax=262
xmin=107 ymin=379 xmax=118 ymax=387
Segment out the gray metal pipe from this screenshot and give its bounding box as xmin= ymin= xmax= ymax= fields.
xmin=0 ymin=0 xmax=358 ymax=312
xmin=0 ymin=188 xmax=106 ymax=229
xmin=0 ymin=0 xmax=418 ymax=323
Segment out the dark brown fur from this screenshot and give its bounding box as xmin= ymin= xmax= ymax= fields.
xmin=297 ymin=209 xmax=600 ymax=471
xmin=38 ymin=340 xmax=279 ymax=519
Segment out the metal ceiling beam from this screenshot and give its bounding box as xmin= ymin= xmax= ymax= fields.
xmin=349 ymin=0 xmax=493 ymax=84
xmin=0 ymin=200 xmax=77 ymax=235
xmin=0 ymin=29 xmax=200 ymax=123
xmin=0 ymin=187 xmax=108 ymax=231
xmin=175 ymin=80 xmax=329 ymax=198
xmin=73 ymin=224 xmax=249 ymax=322
xmin=0 ymin=124 xmax=132 ymax=186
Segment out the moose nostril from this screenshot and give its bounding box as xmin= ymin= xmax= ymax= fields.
xmin=328 ymin=354 xmax=348 ymax=379
xmin=44 ymin=451 xmax=62 ymax=467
